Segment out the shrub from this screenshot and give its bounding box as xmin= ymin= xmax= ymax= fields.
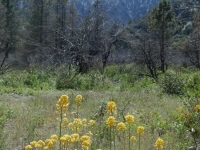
xmin=160 ymin=71 xmax=185 ymax=95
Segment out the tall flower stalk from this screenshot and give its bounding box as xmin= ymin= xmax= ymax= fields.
xmin=137 ymin=126 xmax=144 ymax=150
xmin=125 ymin=115 xmax=134 ymax=150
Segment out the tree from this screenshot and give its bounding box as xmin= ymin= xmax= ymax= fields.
xmin=184 ymin=9 xmax=200 ymax=68
xmin=0 ymin=0 xmax=19 ymax=73
xmin=148 ymin=0 xmax=175 ymax=73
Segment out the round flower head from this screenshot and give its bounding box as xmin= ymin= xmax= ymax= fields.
xmin=59 ymin=95 xmax=69 ymax=105
xmin=130 ymin=136 xmax=137 ymax=141
xmin=107 ymin=101 xmax=117 ymax=115
xmin=76 ymin=95 xmax=82 ymax=107
xmin=106 ymin=116 xmax=116 ymax=127
xmin=25 ymin=145 xmax=32 ymax=150
xmin=88 ymin=120 xmax=96 ymax=127
xmin=80 ymin=135 xmax=90 ymax=143
xmin=137 ymin=126 xmax=144 ymax=135
xmin=125 ymin=115 xmax=134 ymax=123
xmin=30 ymin=141 xmax=37 ymax=147
xmin=117 ymin=122 xmax=126 ymax=131
xmin=194 ymin=104 xmax=200 ymax=111
xmin=37 ymin=140 xmax=45 ymax=146
xmin=51 ymin=134 xmax=59 ymax=141
xmin=155 ymin=138 xmax=164 ymax=149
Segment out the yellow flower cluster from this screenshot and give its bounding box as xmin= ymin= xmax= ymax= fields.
xmin=59 ymin=134 xmax=71 ymax=144
xmin=61 ymin=117 xmax=68 ymax=128
xmin=68 ymin=118 xmax=84 ymax=132
xmin=107 ymin=101 xmax=117 ymax=115
xmin=56 ymin=95 xmax=69 ymax=113
xmin=130 ymin=136 xmax=137 ymax=141
xmin=117 ymin=122 xmax=126 ymax=131
xmin=76 ymin=95 xmax=83 ymax=107
xmin=26 ymin=135 xmax=58 ymax=150
xmin=194 ymin=104 xmax=200 ymax=111
xmin=80 ymin=135 xmax=92 ymax=150
xmin=155 ymin=138 xmax=164 ymax=149
xmin=125 ymin=115 xmax=134 ymax=123
xmin=106 ymin=116 xmax=116 ymax=127
xmin=137 ymin=126 xmax=144 ymax=135
xmin=88 ymin=119 xmax=96 ymax=127
xmin=70 ymin=133 xmax=80 ymax=144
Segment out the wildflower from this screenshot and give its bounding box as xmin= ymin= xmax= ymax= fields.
xmin=107 ymin=101 xmax=117 ymax=115
xmin=155 ymin=138 xmax=164 ymax=149
xmin=25 ymin=145 xmax=32 ymax=150
xmin=37 ymin=140 xmax=45 ymax=146
xmin=59 ymin=95 xmax=69 ymax=105
xmin=87 ymin=131 xmax=93 ymax=136
xmin=106 ymin=116 xmax=116 ymax=127
xmin=125 ymin=115 xmax=134 ymax=123
xmin=194 ymin=104 xmax=200 ymax=111
xmin=137 ymin=126 xmax=144 ymax=135
xmin=51 ymin=134 xmax=59 ymax=141
xmin=130 ymin=136 xmax=137 ymax=141
xmin=88 ymin=119 xmax=96 ymax=126
xmin=45 ymin=139 xmax=55 ymax=147
xmin=117 ymin=122 xmax=126 ymax=131
xmin=75 ymin=95 xmax=82 ymax=108
xmin=71 ymin=133 xmax=79 ymax=141
xmin=61 ymin=117 xmax=68 ymax=128
xmin=35 ymin=143 xmax=42 ymax=148
xmin=68 ymin=122 xmax=73 ymax=129
xmin=63 ymin=134 xmax=71 ymax=141
xmin=30 ymin=141 xmax=37 ymax=147
xmin=82 ymin=140 xmax=92 ymax=147
xmin=44 ymin=146 xmax=49 ymax=150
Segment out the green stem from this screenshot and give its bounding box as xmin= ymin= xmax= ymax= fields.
xmin=129 ymin=127 xmax=130 ymax=150
xmin=59 ymin=106 xmax=63 ymax=150
xmin=113 ymin=127 xmax=115 ymax=150
xmin=123 ymin=132 xmax=125 ymax=150
xmin=139 ymin=134 xmax=141 ymax=150
xmin=110 ymin=127 xmax=112 ymax=150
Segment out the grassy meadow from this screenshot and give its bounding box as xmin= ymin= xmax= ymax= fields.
xmin=0 ymin=64 xmax=199 ymax=150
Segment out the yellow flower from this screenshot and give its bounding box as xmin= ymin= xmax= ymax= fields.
xmin=82 ymin=140 xmax=92 ymax=147
xmin=35 ymin=143 xmax=42 ymax=148
xmin=25 ymin=145 xmax=32 ymax=150
xmin=75 ymin=95 xmax=82 ymax=108
xmin=194 ymin=104 xmax=200 ymax=111
xmin=107 ymin=101 xmax=117 ymax=114
xmin=106 ymin=116 xmax=116 ymax=127
xmin=59 ymin=95 xmax=69 ymax=105
xmin=125 ymin=115 xmax=134 ymax=123
xmin=155 ymin=138 xmax=164 ymax=149
xmin=68 ymin=122 xmax=73 ymax=129
xmin=30 ymin=141 xmax=37 ymax=147
xmin=37 ymin=140 xmax=45 ymax=146
xmin=75 ymin=95 xmax=83 ymax=103
xmin=51 ymin=134 xmax=59 ymax=141
xmin=87 ymin=131 xmax=93 ymax=136
xmin=45 ymin=139 xmax=55 ymax=147
xmin=63 ymin=134 xmax=71 ymax=141
xmin=61 ymin=117 xmax=68 ymax=128
xmin=130 ymin=136 xmax=137 ymax=141
xmin=43 ymin=146 xmax=49 ymax=150
xmin=88 ymin=120 xmax=96 ymax=126
xmin=71 ymin=133 xmax=79 ymax=141
xmin=117 ymin=122 xmax=126 ymax=131
xmin=80 ymin=135 xmax=90 ymax=142
xmin=137 ymin=126 xmax=144 ymax=135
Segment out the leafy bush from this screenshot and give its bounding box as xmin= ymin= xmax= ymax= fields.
xmin=160 ymin=71 xmax=185 ymax=95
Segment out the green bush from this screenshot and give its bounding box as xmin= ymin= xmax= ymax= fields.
xmin=160 ymin=71 xmax=185 ymax=95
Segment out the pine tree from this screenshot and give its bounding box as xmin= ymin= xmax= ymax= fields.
xmin=148 ymin=0 xmax=175 ymax=73
xmin=0 ymin=0 xmax=18 ymax=72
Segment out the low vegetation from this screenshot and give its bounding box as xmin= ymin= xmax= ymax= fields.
xmin=0 ymin=64 xmax=199 ymax=150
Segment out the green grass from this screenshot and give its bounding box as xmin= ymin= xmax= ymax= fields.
xmin=0 ymin=64 xmax=199 ymax=149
